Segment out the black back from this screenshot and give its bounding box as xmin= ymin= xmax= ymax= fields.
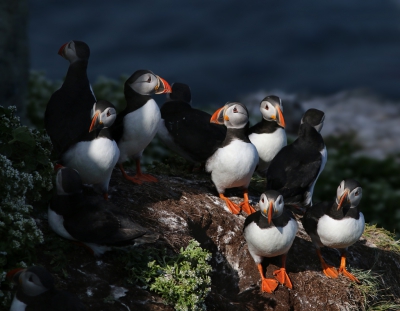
xmin=45 ymin=57 xmax=95 ymax=157
xmin=266 ymin=123 xmax=324 ymax=205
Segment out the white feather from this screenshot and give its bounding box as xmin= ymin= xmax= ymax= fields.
xmin=206 ymin=139 xmax=258 ymax=193
xmin=249 ymin=127 xmax=287 ymax=173
xmin=244 ymin=218 xmax=298 ymax=263
xmin=62 ymin=137 xmax=119 ymax=192
xmin=317 ymin=213 xmax=365 ymax=248
xmin=306 ymin=145 xmax=327 ymax=206
xmin=118 ymin=99 xmax=161 ymax=163
xmin=48 ymin=208 xmax=76 ymax=241
xmin=10 ymin=296 xmax=27 ymax=311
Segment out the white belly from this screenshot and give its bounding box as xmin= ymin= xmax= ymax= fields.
xmin=118 ymin=100 xmax=161 ymax=163
xmin=10 ymin=296 xmax=27 ymax=311
xmin=62 ymin=138 xmax=119 ymax=192
xmin=317 ymin=213 xmax=365 ymax=249
xmin=244 ymin=218 xmax=298 ymax=263
xmin=249 ymin=128 xmax=286 ymax=173
xmin=206 ymin=140 xmax=258 ymax=193
xmin=48 ymin=207 xmax=76 ymax=241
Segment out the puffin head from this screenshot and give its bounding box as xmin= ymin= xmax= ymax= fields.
xmin=301 ymin=108 xmax=325 ymax=133
xmin=7 ymin=266 xmax=55 ymax=297
xmin=58 ymin=40 xmax=90 ymax=63
xmin=126 ymin=70 xmax=172 ymax=95
xmin=210 ymin=101 xmax=249 ymax=129
xmin=89 ymin=100 xmax=117 ymax=132
xmin=166 ymin=82 xmax=192 ymax=104
xmin=336 ymin=179 xmax=362 ymax=210
xmin=259 ymin=95 xmax=285 ymax=128
xmin=259 ymin=190 xmax=285 ymax=224
xmin=56 ymin=167 xmax=83 ymax=195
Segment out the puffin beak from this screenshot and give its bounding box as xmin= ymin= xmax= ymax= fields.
xmin=6 ymin=268 xmax=24 ymax=283
xmin=155 ymin=76 xmax=172 ymax=94
xmin=210 ymin=106 xmax=226 ymax=124
xmin=337 ymin=190 xmax=349 ymax=210
xmin=58 ymin=42 xmax=68 ymax=56
xmin=276 ymin=106 xmax=286 ymax=128
xmin=268 ymin=201 xmax=273 ymax=224
xmin=89 ymin=111 xmax=101 ymax=132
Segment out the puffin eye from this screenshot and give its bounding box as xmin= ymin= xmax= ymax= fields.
xmin=265 ymin=105 xmax=269 ymax=110
xmin=261 ymin=198 xmax=264 ymax=203
xmin=233 ymin=107 xmax=238 ymax=113
xmin=107 ymin=110 xmax=111 ymax=117
xmin=29 ymin=275 xmax=33 ymax=282
xmin=147 ymin=76 xmax=151 ymax=83
xmin=355 ymin=191 xmax=359 ymax=196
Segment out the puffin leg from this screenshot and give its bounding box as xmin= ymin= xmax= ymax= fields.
xmin=103 ymin=193 xmax=109 ymax=201
xmin=118 ymin=163 xmax=143 ymax=184
xmin=257 ymin=263 xmax=278 ymax=293
xmin=133 ymin=159 xmax=158 ymax=182
xmin=273 ymin=253 xmax=293 ymax=289
xmin=316 ymin=249 xmax=339 ymax=278
xmin=239 ymin=189 xmax=256 ymax=215
xmin=219 ymin=193 xmax=240 ymax=214
xmin=71 ymin=241 xmax=95 ymax=256
xmin=338 ymin=250 xmax=360 ymax=283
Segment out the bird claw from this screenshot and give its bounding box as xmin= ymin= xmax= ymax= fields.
xmin=339 ymin=267 xmax=361 ymax=283
xmin=273 ymin=268 xmax=293 ymax=289
xmin=261 ymin=278 xmax=279 ymax=293
xmin=239 ymin=201 xmax=256 ymax=215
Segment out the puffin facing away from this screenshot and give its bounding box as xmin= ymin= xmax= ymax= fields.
xmin=248 ymin=95 xmax=286 ymax=175
xmin=111 ymin=70 xmax=171 ymax=184
xmin=45 ymin=40 xmax=96 ymax=157
xmin=158 ymin=82 xmax=226 ymax=164
xmin=243 ymin=191 xmax=298 ymax=293
xmin=48 ymin=167 xmax=159 ymax=256
xmin=61 ymin=100 xmax=119 ymax=200
xmin=7 ymin=266 xmax=86 ymax=311
xmin=302 ymin=179 xmax=364 ymax=283
xmin=206 ymin=102 xmax=258 ymax=215
xmin=266 ymin=108 xmax=326 ymax=210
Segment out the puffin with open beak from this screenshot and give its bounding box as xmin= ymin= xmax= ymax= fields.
xmin=61 ymin=100 xmax=119 ymax=200
xmin=205 ymin=102 xmax=258 ymax=215
xmin=302 ymin=179 xmax=364 ymax=283
xmin=110 ymin=70 xmax=171 ymax=184
xmin=243 ymin=190 xmax=298 ymax=293
xmin=7 ymin=265 xmax=86 ymax=310
xmin=248 ymin=95 xmax=287 ymax=175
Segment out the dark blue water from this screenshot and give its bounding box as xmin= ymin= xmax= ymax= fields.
xmin=29 ymin=0 xmax=400 ymax=105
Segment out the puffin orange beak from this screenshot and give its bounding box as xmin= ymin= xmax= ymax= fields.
xmin=210 ymin=106 xmax=225 ymax=124
xmin=268 ymin=201 xmax=273 ymax=224
xmin=58 ymin=42 xmax=68 ymax=56
xmin=337 ymin=190 xmax=349 ymax=210
xmin=6 ymin=268 xmax=24 ymax=282
xmin=276 ymin=106 xmax=285 ymax=128
xmin=155 ymin=76 xmax=172 ymax=94
xmin=89 ymin=111 xmax=100 ymax=132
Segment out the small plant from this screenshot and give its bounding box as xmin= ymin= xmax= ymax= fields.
xmin=0 ymin=105 xmax=53 ymax=307
xmin=120 ymin=240 xmax=212 ymax=311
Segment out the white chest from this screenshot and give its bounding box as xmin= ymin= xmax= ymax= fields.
xmin=244 ymin=218 xmax=298 ymax=261
xmin=317 ymin=213 xmax=365 ymax=248
xmin=48 ymin=208 xmax=76 ymax=241
xmin=206 ymin=140 xmax=258 ymax=191
xmin=249 ymin=128 xmax=286 ymax=172
xmin=10 ymin=296 xmax=27 ymax=311
xmin=62 ymin=138 xmax=119 ymax=185
xmin=118 ymin=100 xmax=161 ymax=161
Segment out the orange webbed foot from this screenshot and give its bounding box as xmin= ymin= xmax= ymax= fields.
xmin=321 ymin=261 xmax=339 ymax=278
xmin=239 ymin=201 xmax=256 ymax=215
xmin=339 ymin=266 xmax=361 ymax=283
xmin=273 ymin=268 xmax=293 ymax=289
xmin=135 ymin=173 xmax=158 ymax=183
xmin=219 ymin=194 xmax=240 ymax=214
xmin=261 ymin=278 xmax=279 ymax=293
xmin=123 ymin=175 xmax=143 ymax=184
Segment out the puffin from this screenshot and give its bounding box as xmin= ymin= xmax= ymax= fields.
xmin=301 ymin=179 xmax=364 ymax=283
xmin=60 ymin=100 xmax=119 ymax=200
xmin=243 ymin=190 xmax=298 ymax=293
xmin=45 ymin=40 xmax=96 ymax=157
xmin=266 ymin=108 xmax=326 ymax=210
xmin=248 ymin=95 xmax=286 ymax=175
xmin=206 ymin=102 xmax=258 ymax=215
xmin=6 ymin=265 xmax=86 ymax=311
xmin=48 ymin=167 xmax=159 ymax=256
xmin=158 ymin=82 xmax=226 ymax=164
xmin=111 ymin=70 xmax=171 ymax=184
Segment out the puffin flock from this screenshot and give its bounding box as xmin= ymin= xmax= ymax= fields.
xmin=7 ymin=40 xmax=366 ymax=310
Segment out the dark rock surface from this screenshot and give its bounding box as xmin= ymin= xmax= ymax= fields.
xmin=31 ymin=169 xmax=400 ymax=310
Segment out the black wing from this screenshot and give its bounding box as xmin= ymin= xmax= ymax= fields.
xmin=266 ymin=141 xmax=322 ymax=204
xmin=301 ymin=201 xmax=332 ymax=236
